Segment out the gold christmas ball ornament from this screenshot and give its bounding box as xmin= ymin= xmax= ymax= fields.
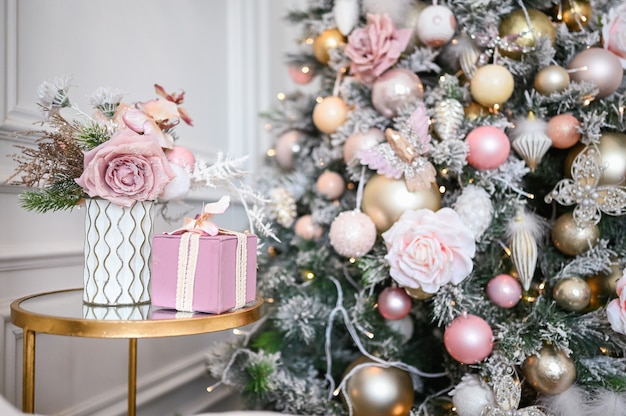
xmin=464 ymin=101 xmax=489 ymax=121
xmin=534 ymin=65 xmax=570 ymax=95
xmin=551 ymin=212 xmax=599 ymax=256
xmin=361 ymin=174 xmax=442 ymax=233
xmin=605 ymin=263 xmax=624 ymax=295
xmin=554 ymin=0 xmax=592 ymax=32
xmin=404 ymin=286 xmax=435 ymax=300
xmin=313 ymin=96 xmax=349 ymax=134
xmin=469 ymin=64 xmax=515 ymax=108
xmin=342 ymin=356 xmax=414 ymax=416
xmin=313 ymin=28 xmax=346 ymax=65
xmin=553 ymin=276 xmax=591 ymax=312
xmin=522 ymin=346 xmax=576 ymax=395
xmin=498 ymin=9 xmax=556 ymax=59
xmin=584 ymin=273 xmax=611 ymax=312
xmin=565 ymin=132 xmax=626 ymax=185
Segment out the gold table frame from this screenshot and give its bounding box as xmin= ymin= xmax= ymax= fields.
xmin=10 ymin=288 xmax=263 ymax=416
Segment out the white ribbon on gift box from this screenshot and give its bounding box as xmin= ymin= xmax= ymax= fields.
xmin=174 ymin=229 xmax=248 ymax=313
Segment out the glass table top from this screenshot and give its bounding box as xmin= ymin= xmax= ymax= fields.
xmin=10 ymin=288 xmax=263 ymax=338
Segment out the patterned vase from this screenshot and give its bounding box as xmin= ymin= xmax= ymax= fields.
xmin=83 ymin=198 xmax=154 ymax=306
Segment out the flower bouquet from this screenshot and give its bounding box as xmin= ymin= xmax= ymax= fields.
xmin=8 ymin=76 xmax=274 ymax=306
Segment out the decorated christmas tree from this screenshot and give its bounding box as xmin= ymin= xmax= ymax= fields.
xmin=206 ymin=1 xmax=626 ymax=415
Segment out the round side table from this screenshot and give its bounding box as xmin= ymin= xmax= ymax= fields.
xmin=11 ymin=288 xmax=263 ymax=416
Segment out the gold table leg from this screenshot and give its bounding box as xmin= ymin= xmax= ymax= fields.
xmin=22 ymin=328 xmax=35 ymax=413
xmin=128 ymin=338 xmax=137 ymax=416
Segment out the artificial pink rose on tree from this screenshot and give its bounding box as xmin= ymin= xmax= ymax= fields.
xmin=75 ymin=128 xmax=176 ymax=207
xmin=602 ymin=4 xmax=626 ymax=69
xmin=382 ymin=208 xmax=476 ymax=294
xmin=607 ymin=271 xmax=626 ymax=334
xmin=344 ymin=13 xmax=412 ymax=85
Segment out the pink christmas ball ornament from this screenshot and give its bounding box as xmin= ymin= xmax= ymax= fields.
xmin=288 ymin=64 xmax=315 ymax=85
xmin=294 ymin=215 xmax=324 ymax=240
xmin=568 ymin=47 xmax=624 ymax=99
xmin=274 ymin=130 xmax=303 ymax=170
xmin=371 ymin=68 xmax=424 ymax=118
xmin=466 ymin=126 xmax=511 ymax=170
xmin=316 ymin=171 xmax=346 ymax=200
xmin=487 ymin=273 xmax=522 ymax=308
xmin=377 ymin=287 xmax=412 ymax=320
xmin=329 ymin=210 xmax=377 ymax=258
xmin=343 ymin=128 xmax=385 ymax=163
xmin=444 ymin=313 xmax=494 ymax=364
xmin=165 ymin=145 xmax=196 ymax=172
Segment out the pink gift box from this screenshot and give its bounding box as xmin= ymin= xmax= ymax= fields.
xmin=150 ymin=232 xmax=257 ymax=314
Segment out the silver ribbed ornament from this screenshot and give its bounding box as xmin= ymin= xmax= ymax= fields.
xmin=434 ymin=98 xmax=464 ymax=141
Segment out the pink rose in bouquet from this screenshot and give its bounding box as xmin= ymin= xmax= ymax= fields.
xmin=607 ymin=271 xmax=626 ymax=334
xmin=75 ymin=128 xmax=176 ymax=207
xmin=602 ymin=4 xmax=626 ymax=69
xmin=345 ymin=13 xmax=412 ymax=84
xmin=382 ymin=208 xmax=476 ymax=293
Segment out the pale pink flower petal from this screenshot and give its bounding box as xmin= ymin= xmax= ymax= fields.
xmin=382 ymin=208 xmax=476 ymax=293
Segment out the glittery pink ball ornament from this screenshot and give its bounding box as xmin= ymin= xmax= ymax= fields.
xmin=343 ymin=128 xmax=385 ymax=163
xmin=329 ymin=210 xmax=377 ymax=258
xmin=165 ymin=145 xmax=196 ymax=172
xmin=486 ymin=273 xmax=522 ymax=309
xmin=294 ymin=215 xmax=323 ymax=240
xmin=466 ymin=126 xmax=510 ymax=170
xmin=444 ymin=313 xmax=494 ymax=364
xmin=316 ymin=171 xmax=345 ymax=200
xmin=378 ymin=287 xmax=412 ymax=320
xmin=288 ymin=64 xmax=315 ymax=85
xmin=274 ymin=130 xmax=302 ymax=170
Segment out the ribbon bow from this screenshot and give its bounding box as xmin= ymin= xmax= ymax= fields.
xmin=170 ymin=196 xmax=230 ymax=236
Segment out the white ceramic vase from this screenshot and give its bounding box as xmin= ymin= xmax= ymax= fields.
xmin=83 ymin=198 xmax=154 ymax=306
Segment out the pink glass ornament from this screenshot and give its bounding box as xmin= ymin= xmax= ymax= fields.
xmin=371 ymin=68 xmax=424 ymax=118
xmin=378 ymin=287 xmax=412 ymax=320
xmin=486 ymin=273 xmax=522 ymax=308
xmin=294 ymin=215 xmax=323 ymax=240
xmin=165 ymin=145 xmax=196 ymax=172
xmin=329 ymin=210 xmax=377 ymax=258
xmin=343 ymin=128 xmax=385 ymax=163
xmin=274 ymin=130 xmax=302 ymax=170
xmin=444 ymin=313 xmax=494 ymax=364
xmin=288 ymin=64 xmax=315 ymax=85
xmin=466 ymin=126 xmax=510 ymax=170
xmin=316 ymin=171 xmax=346 ymax=200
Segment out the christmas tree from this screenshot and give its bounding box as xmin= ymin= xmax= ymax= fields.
xmin=206 ymin=0 xmax=626 ymax=415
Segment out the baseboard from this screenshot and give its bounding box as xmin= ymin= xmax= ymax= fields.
xmin=55 ymin=351 xmax=226 ymax=416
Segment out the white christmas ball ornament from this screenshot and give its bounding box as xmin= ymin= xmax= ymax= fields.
xmin=415 ymin=5 xmax=457 ymax=47
xmin=450 ymin=374 xmax=495 ymax=416
xmin=159 ymin=163 xmax=191 ymax=201
xmin=329 ymin=210 xmax=377 ymax=258
xmin=385 ymin=315 xmax=414 ymax=343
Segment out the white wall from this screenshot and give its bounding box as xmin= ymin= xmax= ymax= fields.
xmin=0 ymin=0 xmax=299 ymax=414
